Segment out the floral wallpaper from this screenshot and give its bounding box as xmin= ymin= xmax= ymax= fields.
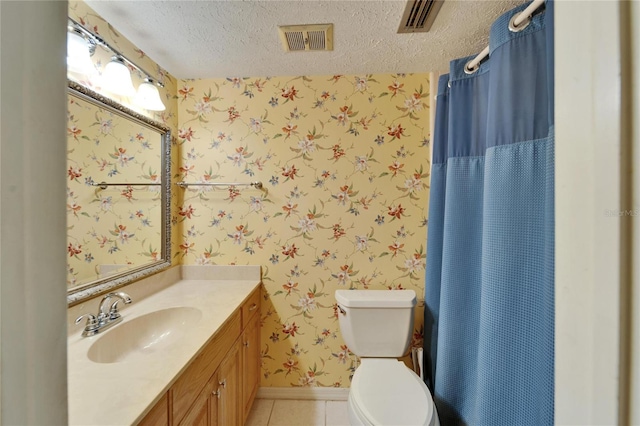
xmin=68 ymin=1 xmax=181 ymax=283
xmin=176 ymin=74 xmax=431 ymax=387
xmin=66 ymin=93 xmax=163 ymax=288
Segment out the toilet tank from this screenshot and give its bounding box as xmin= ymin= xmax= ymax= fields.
xmin=335 ymin=290 xmax=416 ymax=357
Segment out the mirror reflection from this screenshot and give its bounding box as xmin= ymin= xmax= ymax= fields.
xmin=66 ymin=82 xmax=171 ymax=302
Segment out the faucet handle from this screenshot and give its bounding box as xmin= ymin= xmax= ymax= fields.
xmin=75 ymin=313 xmax=99 ymax=330
xmin=108 ymin=292 xmax=132 ymax=319
xmin=108 ymin=302 xmax=123 ymax=320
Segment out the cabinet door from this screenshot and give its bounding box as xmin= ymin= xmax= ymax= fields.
xmin=181 ymin=370 xmax=225 ymax=426
xmin=217 ymin=340 xmax=241 ymax=426
xmin=179 ymin=388 xmax=209 ymax=426
xmin=242 ymin=312 xmax=261 ymax=420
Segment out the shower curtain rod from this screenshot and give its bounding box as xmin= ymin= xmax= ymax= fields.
xmin=464 ymin=0 xmax=546 ymax=73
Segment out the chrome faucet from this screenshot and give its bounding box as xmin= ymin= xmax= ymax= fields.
xmin=75 ymin=291 xmax=132 ymax=337
xmin=99 ymin=291 xmax=132 ymax=319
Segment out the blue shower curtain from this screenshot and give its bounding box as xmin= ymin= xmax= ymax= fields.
xmin=424 ymin=2 xmax=554 ymax=425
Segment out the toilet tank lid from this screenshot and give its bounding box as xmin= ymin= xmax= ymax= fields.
xmin=335 ymin=290 xmax=417 ymax=308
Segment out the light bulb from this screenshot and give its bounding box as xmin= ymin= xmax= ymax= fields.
xmin=134 ymin=79 xmax=166 ymax=111
xmin=67 ymin=30 xmax=95 ymax=75
xmin=102 ymin=57 xmax=136 ymax=98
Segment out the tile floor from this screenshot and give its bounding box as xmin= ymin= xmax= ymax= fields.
xmin=246 ymin=399 xmax=350 ymax=426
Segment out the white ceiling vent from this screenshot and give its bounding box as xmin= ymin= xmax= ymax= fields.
xmin=398 ymin=0 xmax=444 ymax=33
xmin=278 ymin=24 xmax=333 ymax=52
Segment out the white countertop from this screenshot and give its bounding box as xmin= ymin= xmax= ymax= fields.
xmin=68 ymin=266 xmax=260 ymax=425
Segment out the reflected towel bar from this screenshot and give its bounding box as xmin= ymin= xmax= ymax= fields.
xmin=176 ymin=181 xmax=263 ymax=190
xmin=91 ymin=182 xmax=162 ymax=190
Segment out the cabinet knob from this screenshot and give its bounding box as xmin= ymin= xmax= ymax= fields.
xmin=243 ymin=341 xmax=250 ymax=347
xmin=219 ymin=379 xmax=227 ymax=388
xmin=248 ymin=303 xmax=257 ymax=312
xmin=213 ymin=389 xmax=221 ymax=399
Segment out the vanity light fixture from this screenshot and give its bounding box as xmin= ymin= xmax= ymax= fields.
xmin=66 ymin=17 xmax=166 ymax=111
xmin=134 ymin=78 xmax=166 ymax=111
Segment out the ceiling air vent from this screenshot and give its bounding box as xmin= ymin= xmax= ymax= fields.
xmin=398 ymin=0 xmax=444 ymax=33
xmin=278 ymin=24 xmax=333 ymax=52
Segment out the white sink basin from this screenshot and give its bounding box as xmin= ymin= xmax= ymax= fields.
xmin=87 ymin=307 xmax=202 ymax=363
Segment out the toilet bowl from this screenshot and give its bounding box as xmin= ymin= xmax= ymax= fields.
xmin=348 ymin=359 xmax=438 ymax=426
xmin=335 ymin=290 xmax=439 ymax=426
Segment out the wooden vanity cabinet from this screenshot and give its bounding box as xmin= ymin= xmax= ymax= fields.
xmin=137 ymin=285 xmax=261 ymax=426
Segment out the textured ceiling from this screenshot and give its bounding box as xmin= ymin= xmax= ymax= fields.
xmin=85 ymin=0 xmax=523 ymax=79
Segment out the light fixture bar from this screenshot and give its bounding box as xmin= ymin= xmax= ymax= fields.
xmin=67 ymin=17 xmax=164 ymax=89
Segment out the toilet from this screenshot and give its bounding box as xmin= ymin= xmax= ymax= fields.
xmin=335 ymin=289 xmax=439 ymax=426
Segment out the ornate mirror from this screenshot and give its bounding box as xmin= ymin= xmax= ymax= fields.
xmin=66 ymin=81 xmax=171 ymax=305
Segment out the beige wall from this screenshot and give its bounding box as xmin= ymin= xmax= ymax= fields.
xmin=628 ymin=0 xmax=640 ymax=423
xmin=555 ymin=1 xmax=632 ymax=423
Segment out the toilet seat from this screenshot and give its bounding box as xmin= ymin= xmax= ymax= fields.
xmin=349 ymin=359 xmax=437 ymax=426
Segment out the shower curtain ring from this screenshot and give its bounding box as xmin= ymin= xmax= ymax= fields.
xmin=464 ymin=61 xmax=480 ymax=75
xmin=509 ymin=12 xmax=531 ymax=33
